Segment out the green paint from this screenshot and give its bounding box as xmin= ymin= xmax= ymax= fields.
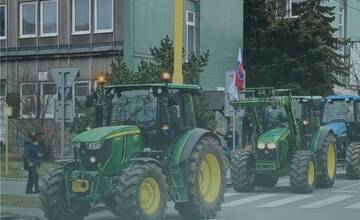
xmin=72 ymin=126 xmax=140 ymax=143
xmin=258 ymin=128 xmax=290 ymax=144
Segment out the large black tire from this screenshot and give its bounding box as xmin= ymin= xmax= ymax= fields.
xmin=290 ymin=150 xmax=317 ymax=193
xmin=255 ymin=174 xmax=278 ymax=188
xmin=175 ymin=136 xmax=226 ymax=220
xmin=346 ymin=142 xmax=360 ymax=179
xmin=231 ymin=149 xmax=256 ymax=192
xmin=108 ymin=162 xmax=168 ymax=220
xmin=39 ymin=167 xmax=90 ymax=220
xmin=316 ymin=133 xmax=337 ymax=188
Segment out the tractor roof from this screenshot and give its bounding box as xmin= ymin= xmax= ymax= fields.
xmin=106 ymin=83 xmax=201 ymax=91
xmin=323 ymin=95 xmax=360 ymax=102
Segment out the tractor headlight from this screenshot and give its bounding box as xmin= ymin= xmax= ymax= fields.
xmin=86 ymin=141 xmax=103 ymax=150
xmin=258 ymin=142 xmax=266 ymax=149
xmin=267 ymin=143 xmax=277 ymax=149
xmin=90 ymin=156 xmax=97 ymax=163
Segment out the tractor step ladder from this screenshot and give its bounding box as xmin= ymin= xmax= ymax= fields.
xmin=170 ymin=167 xmax=189 ymax=202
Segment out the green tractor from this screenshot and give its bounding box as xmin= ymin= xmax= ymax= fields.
xmin=40 ymin=83 xmax=226 ymax=220
xmin=230 ymin=89 xmax=336 ymax=193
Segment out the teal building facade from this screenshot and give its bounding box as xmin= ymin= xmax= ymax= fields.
xmin=123 ymin=0 xmax=244 ymax=90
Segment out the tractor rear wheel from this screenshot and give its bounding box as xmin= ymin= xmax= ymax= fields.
xmin=316 ymin=133 xmax=337 ymax=188
xmin=346 ymin=142 xmax=360 ymax=179
xmin=175 ymin=136 xmax=225 ymax=219
xmin=231 ymin=149 xmax=256 ymax=192
xmin=255 ymin=174 xmax=278 ymax=188
xmin=290 ymin=150 xmax=316 ymax=193
xmin=39 ymin=167 xmax=90 ymax=220
xmin=111 ymin=162 xmax=168 ymax=220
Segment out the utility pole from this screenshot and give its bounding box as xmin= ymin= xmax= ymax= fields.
xmin=173 ymin=0 xmax=184 ymax=84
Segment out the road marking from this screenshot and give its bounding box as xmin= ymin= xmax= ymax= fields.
xmin=222 ymin=194 xmax=277 ymax=208
xmin=256 ymin=195 xmax=313 ymax=208
xmin=225 ymin=192 xmax=240 ymax=198
xmin=333 ymin=182 xmax=360 ymax=193
xmin=345 ymin=202 xmax=360 ymax=209
xmin=300 ymin=195 xmax=352 ymax=208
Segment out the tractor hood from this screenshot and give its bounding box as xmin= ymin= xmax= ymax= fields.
xmin=324 ymin=122 xmax=347 ymax=137
xmin=258 ymin=127 xmax=290 ymax=144
xmin=72 ymin=126 xmax=140 ymax=143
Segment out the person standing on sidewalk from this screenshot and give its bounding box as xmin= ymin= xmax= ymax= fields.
xmin=23 ymin=132 xmax=41 ymax=194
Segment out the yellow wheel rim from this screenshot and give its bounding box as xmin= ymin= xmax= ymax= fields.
xmin=139 ymin=178 xmax=160 ymax=215
xmin=199 ymin=153 xmax=221 ymax=203
xmin=307 ymin=161 xmax=315 ymax=186
xmin=327 ymin=143 xmax=336 ymax=178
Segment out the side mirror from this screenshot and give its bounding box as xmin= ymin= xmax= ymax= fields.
xmin=168 ymin=105 xmax=180 ymax=120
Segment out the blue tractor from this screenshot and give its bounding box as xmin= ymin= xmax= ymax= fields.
xmin=322 ymin=95 xmax=360 ymax=179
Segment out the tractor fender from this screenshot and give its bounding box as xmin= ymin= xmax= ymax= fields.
xmin=171 ymin=128 xmax=221 ymax=167
xmin=310 ymin=127 xmax=334 ymax=153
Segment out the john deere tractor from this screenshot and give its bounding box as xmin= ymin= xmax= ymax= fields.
xmin=39 ymin=83 xmax=225 ymax=220
xmin=322 ymin=95 xmax=360 ymax=179
xmin=230 ymin=88 xmax=336 ymax=194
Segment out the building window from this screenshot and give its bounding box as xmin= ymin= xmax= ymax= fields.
xmin=41 ymin=83 xmax=57 ymax=118
xmin=95 ymin=0 xmax=113 ymax=33
xmin=185 ymin=10 xmax=196 ymax=63
xmin=73 ymin=81 xmax=91 ymax=115
xmin=339 ymin=7 xmax=344 ymax=38
xmin=276 ymin=0 xmax=302 ymax=18
xmin=20 ymin=2 xmax=37 ymax=38
xmin=72 ymin=0 xmax=91 ymax=35
xmin=20 ymin=83 xmax=37 ymax=118
xmin=0 ymin=79 xmax=6 ymax=98
xmin=0 ymin=5 xmax=6 ymax=40
xmin=40 ymin=0 xmax=58 ymax=37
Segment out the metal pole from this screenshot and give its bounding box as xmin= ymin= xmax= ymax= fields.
xmin=173 ymin=0 xmax=184 ymax=84
xmin=5 ymin=108 xmax=8 ymax=175
xmin=232 ymin=112 xmax=236 ymax=152
xmin=60 ymin=73 xmax=67 ymax=159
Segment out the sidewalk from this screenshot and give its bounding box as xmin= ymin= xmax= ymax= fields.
xmin=1 ymin=179 xmax=38 ymax=197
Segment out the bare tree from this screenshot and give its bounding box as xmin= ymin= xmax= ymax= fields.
xmin=6 ymin=73 xmax=60 ymax=160
xmin=349 ymin=42 xmax=360 ymax=95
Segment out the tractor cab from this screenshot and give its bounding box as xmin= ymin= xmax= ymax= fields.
xmin=105 ymin=84 xmax=200 ymax=149
xmin=291 ymin=96 xmax=323 ymax=144
xmin=322 ymin=95 xmax=360 ymax=139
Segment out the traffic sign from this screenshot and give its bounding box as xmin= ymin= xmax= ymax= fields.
xmin=50 ymin=67 xmax=79 ymax=87
xmin=55 ymin=100 xmax=74 ymax=123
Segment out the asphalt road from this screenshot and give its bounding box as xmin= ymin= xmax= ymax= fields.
xmin=1 ymin=172 xmax=360 ymax=220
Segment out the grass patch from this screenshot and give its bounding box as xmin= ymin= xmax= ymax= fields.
xmin=1 ymin=159 xmax=57 ymax=179
xmin=0 ymin=194 xmax=41 ymax=207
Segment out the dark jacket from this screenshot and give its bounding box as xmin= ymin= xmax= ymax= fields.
xmin=23 ymin=141 xmax=40 ymax=171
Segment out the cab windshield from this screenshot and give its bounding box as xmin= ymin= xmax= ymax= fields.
xmin=323 ymin=101 xmax=354 ymax=123
xmin=109 ymin=89 xmax=157 ymax=127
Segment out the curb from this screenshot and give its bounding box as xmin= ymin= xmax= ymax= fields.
xmin=0 ymin=178 xmax=27 ymax=182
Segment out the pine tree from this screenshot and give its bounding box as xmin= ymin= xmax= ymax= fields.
xmin=245 ymin=0 xmax=345 ymax=95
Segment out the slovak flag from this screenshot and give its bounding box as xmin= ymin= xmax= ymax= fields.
xmin=228 ymin=49 xmax=246 ymax=101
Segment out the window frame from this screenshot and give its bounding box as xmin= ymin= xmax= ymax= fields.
xmin=276 ymin=0 xmax=301 ymax=19
xmin=94 ymin=0 xmax=114 ymax=34
xmin=19 ymin=1 xmax=38 ymax=39
xmin=72 ymin=0 xmax=91 ymax=35
xmin=40 ymin=82 xmax=57 ymax=119
xmin=73 ymin=81 xmax=91 ymax=115
xmin=339 ymin=6 xmax=344 ymax=38
xmin=20 ymin=82 xmax=37 ymax=119
xmin=185 ymin=10 xmax=196 ymax=63
xmin=0 ymin=4 xmax=6 ymax=40
xmin=40 ymin=0 xmax=58 ymax=37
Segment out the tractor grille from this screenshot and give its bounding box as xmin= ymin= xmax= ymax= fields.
xmin=256 ymin=149 xmax=277 ymax=161
xmin=79 ymin=140 xmax=112 ymax=170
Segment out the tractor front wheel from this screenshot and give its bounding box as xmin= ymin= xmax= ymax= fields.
xmin=39 ymin=167 xmax=90 ymax=220
xmin=346 ymin=142 xmax=360 ymax=179
xmin=316 ymin=133 xmax=337 ymax=188
xmin=111 ymin=162 xmax=168 ymax=220
xmin=175 ymin=136 xmax=225 ymax=219
xmin=290 ymin=150 xmax=316 ymax=193
xmin=255 ymin=174 xmax=278 ymax=188
xmin=231 ymin=149 xmax=256 ymax=192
